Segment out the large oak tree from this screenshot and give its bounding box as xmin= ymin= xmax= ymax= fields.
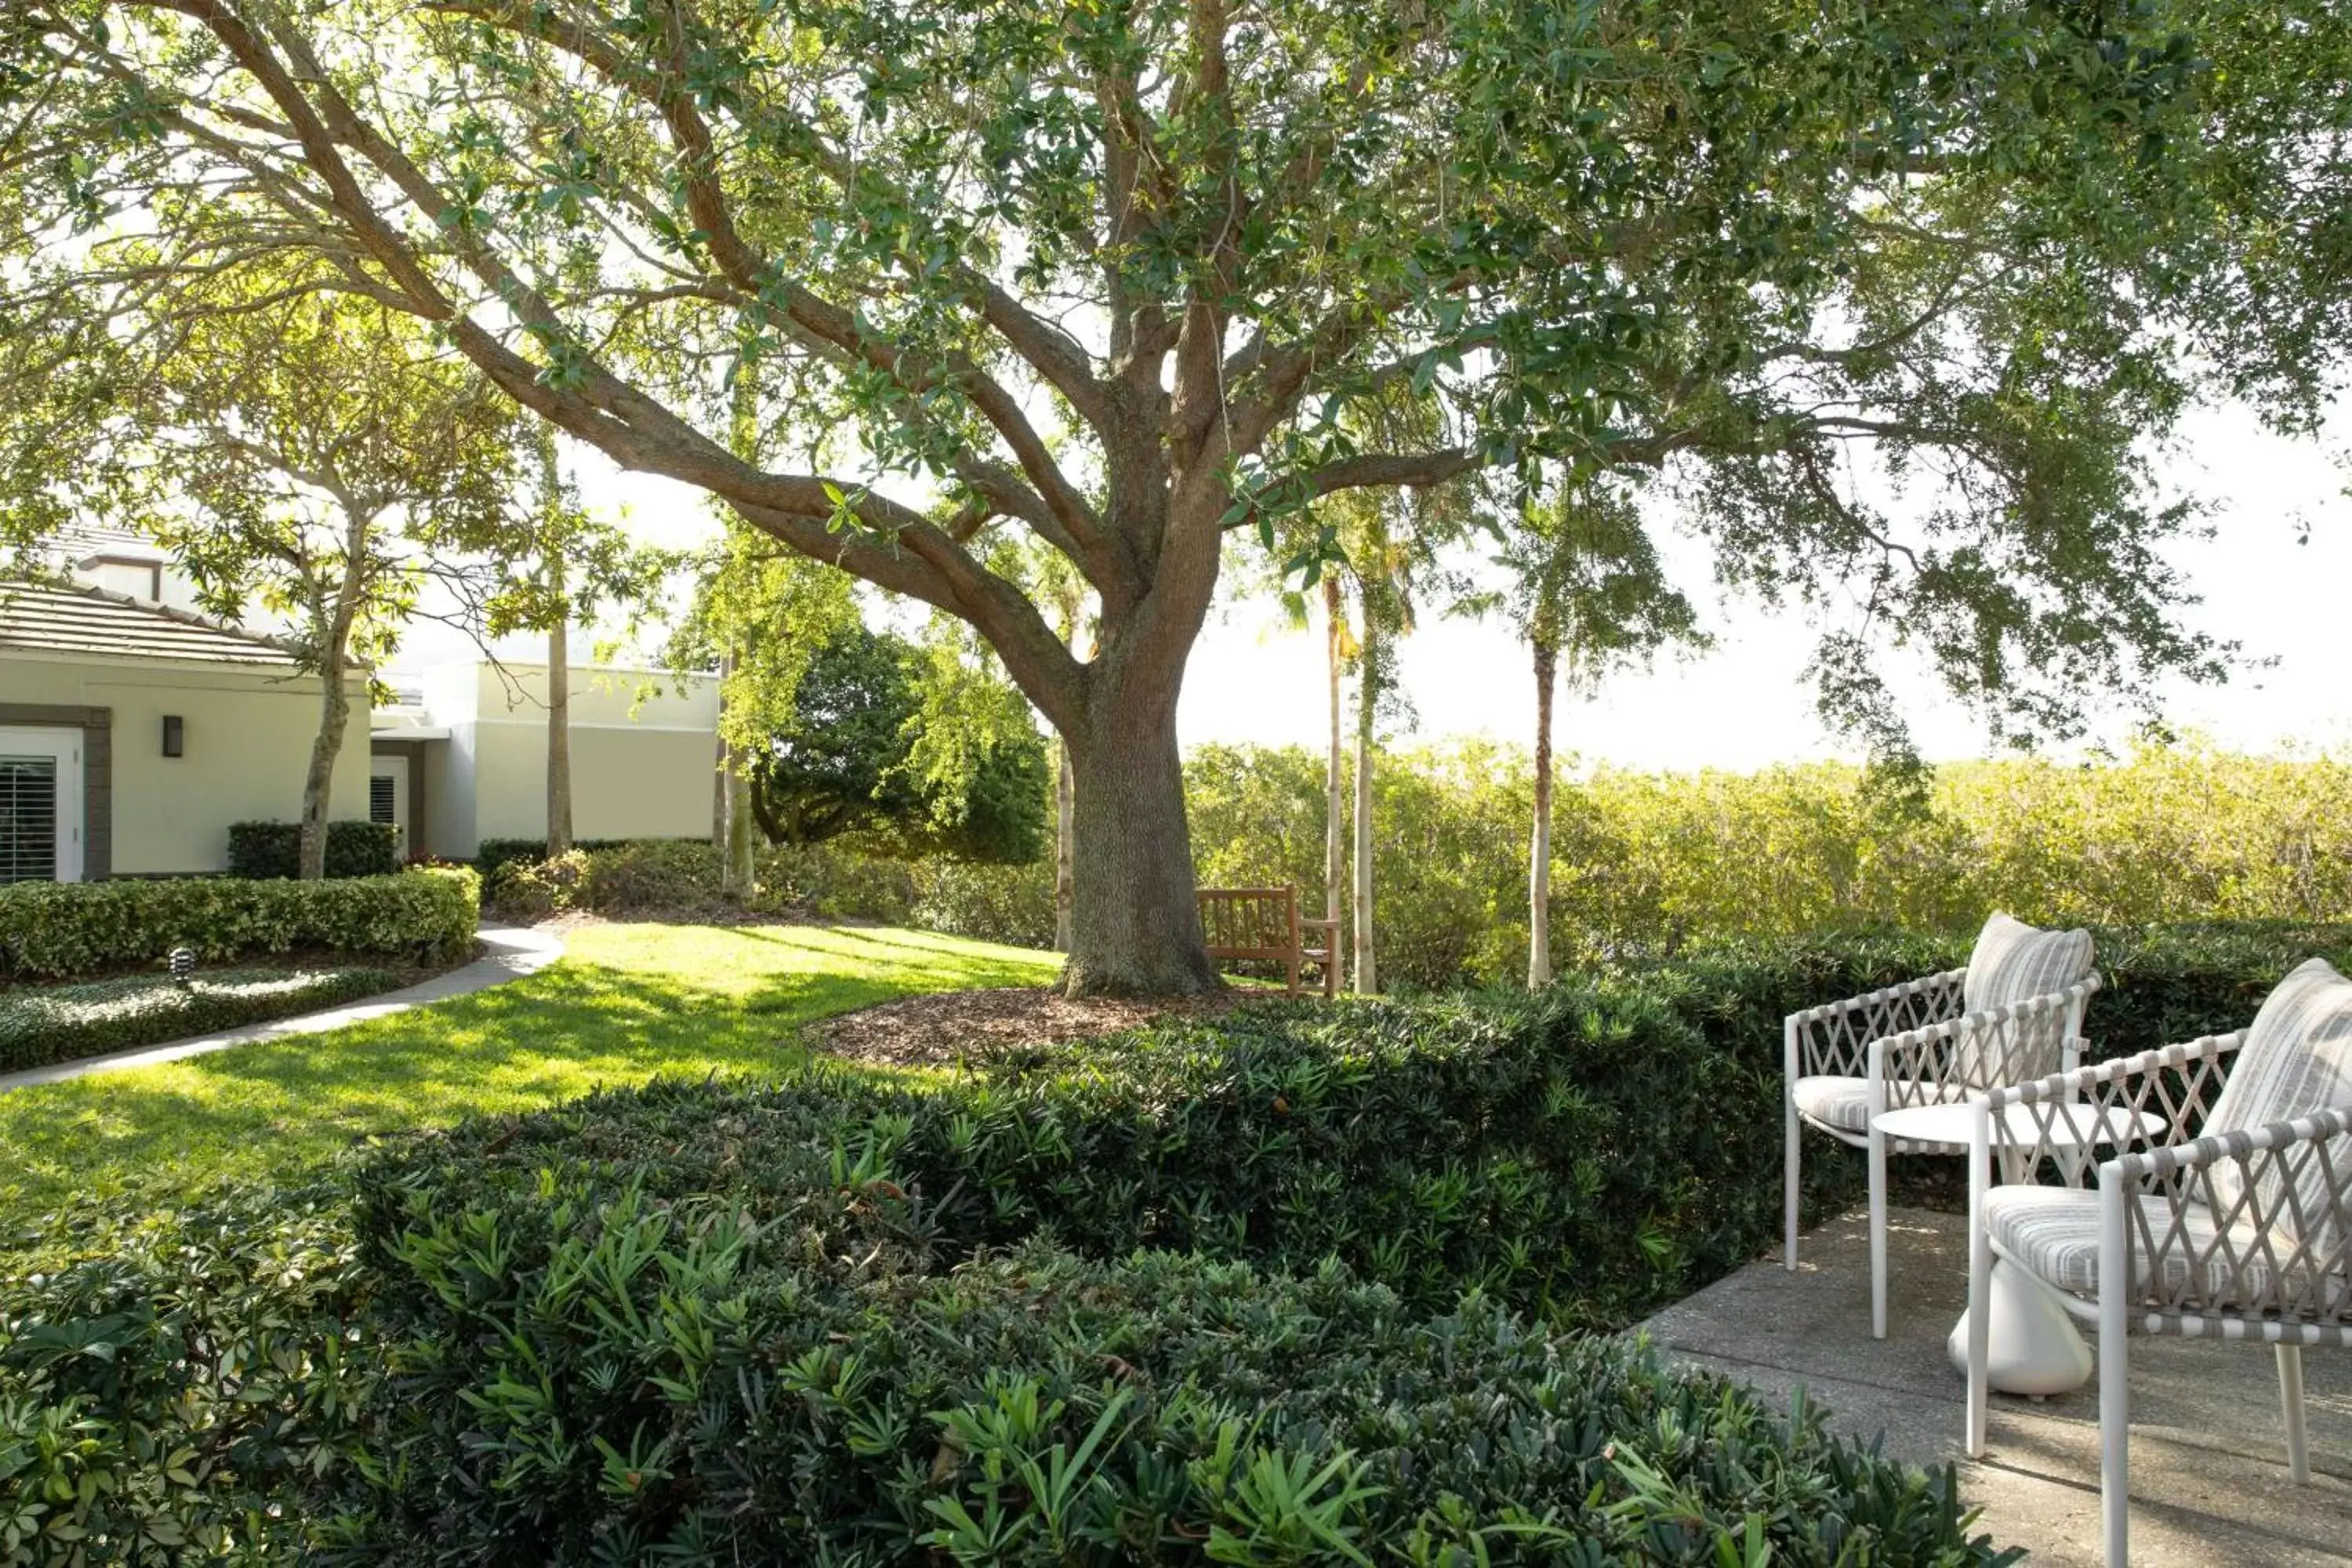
xmin=0 ymin=0 xmax=2235 ymax=989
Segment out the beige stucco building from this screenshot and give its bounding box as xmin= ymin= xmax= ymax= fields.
xmin=377 ymin=659 xmax=719 ymax=860
xmin=2 ymin=536 xmax=718 ymax=880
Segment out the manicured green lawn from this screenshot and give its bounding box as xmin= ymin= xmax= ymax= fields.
xmin=0 ymin=921 xmax=1056 ymax=1236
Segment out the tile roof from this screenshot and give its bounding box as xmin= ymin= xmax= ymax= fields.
xmin=0 ymin=579 xmax=304 ymax=668
xmin=51 ymin=522 xmax=171 ymax=564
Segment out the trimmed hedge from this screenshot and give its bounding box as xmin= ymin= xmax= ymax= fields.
xmin=0 ymin=1184 xmax=2008 ymax=1567
xmin=358 ymin=984 xmax=1755 ymax=1328
xmin=227 ymin=819 xmax=403 ymax=880
xmin=0 ymin=867 xmax=478 ymax=981
xmin=0 ymin=964 xmax=405 ymax=1073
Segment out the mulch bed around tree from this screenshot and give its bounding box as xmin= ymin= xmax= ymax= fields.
xmin=808 ymin=986 xmax=1240 ymax=1068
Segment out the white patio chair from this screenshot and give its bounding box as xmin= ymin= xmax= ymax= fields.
xmin=1965 ymin=956 xmax=2352 ymax=1568
xmin=1784 ymin=913 xmax=2100 ymax=1336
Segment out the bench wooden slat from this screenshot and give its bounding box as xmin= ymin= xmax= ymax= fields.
xmin=1196 ymin=882 xmax=1339 ymax=999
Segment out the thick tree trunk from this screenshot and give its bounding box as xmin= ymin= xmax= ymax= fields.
xmin=1062 ymin=688 xmax=1215 ymax=996
xmin=1054 ymin=738 xmax=1076 ymax=953
xmin=1352 ymin=610 xmax=1377 ymax=995
xmin=546 ymin=610 xmax=573 ymax=856
xmin=1323 ymin=575 xmax=1344 ymax=936
xmin=298 ymin=649 xmax=349 ymax=881
xmin=1528 ymin=633 xmax=1557 ymax=988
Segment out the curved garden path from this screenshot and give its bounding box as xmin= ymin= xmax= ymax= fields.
xmin=0 ymin=923 xmax=565 ymax=1094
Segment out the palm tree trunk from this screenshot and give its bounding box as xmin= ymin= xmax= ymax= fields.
xmin=1323 ymin=575 xmax=1344 ymax=936
xmin=1528 ymin=633 xmax=1558 ymax=987
xmin=1352 ymin=604 xmax=1377 ymax=995
xmin=546 ymin=594 xmax=573 ymax=857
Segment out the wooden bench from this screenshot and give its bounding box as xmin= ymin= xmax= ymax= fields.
xmin=1196 ymin=884 xmax=1340 ymax=998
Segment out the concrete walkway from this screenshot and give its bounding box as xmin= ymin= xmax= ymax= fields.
xmin=0 ymin=923 xmax=566 ymax=1094
xmin=1636 ymin=1207 xmax=2352 ymax=1566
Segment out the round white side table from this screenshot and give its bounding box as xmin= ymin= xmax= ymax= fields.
xmin=1868 ymin=1099 xmax=2166 ymax=1391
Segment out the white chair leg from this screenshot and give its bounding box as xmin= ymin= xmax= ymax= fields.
xmin=1868 ymin=1120 xmax=1889 ymax=1338
xmin=1784 ymin=1096 xmax=1801 ymax=1270
xmin=2099 ymin=1180 xmax=2130 ymax=1568
xmin=1965 ymin=1110 xmax=1992 ymax=1457
xmin=1784 ymin=1023 xmax=1801 ymax=1270
xmin=2278 ymin=1344 xmax=2310 ymax=1484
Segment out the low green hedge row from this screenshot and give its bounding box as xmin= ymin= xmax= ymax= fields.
xmin=227 ymin=819 xmax=403 ymax=880
xmin=0 ymin=866 xmax=479 ymax=981
xmin=6 ymin=919 xmax=2330 ymax=1562
xmin=0 ymin=964 xmax=405 ymax=1073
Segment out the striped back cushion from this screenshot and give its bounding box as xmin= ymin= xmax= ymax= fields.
xmin=1962 ymin=913 xmax=2094 ymax=1014
xmin=2205 ymin=958 xmax=2352 ymax=1244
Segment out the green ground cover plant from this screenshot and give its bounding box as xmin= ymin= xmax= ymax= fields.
xmin=0 ymin=867 xmax=477 ymax=982
xmin=0 ymin=964 xmax=406 ymax=1073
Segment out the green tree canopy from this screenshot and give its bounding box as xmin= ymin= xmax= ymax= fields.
xmin=0 ymin=0 xmax=2272 ymax=988
xmin=752 ymin=622 xmax=1049 ymax=865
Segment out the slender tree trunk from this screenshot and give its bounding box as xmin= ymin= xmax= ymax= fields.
xmin=1352 ymin=606 xmax=1377 ymax=995
xmin=719 ymin=641 xmax=755 ymax=902
xmin=298 ymin=644 xmax=349 ymax=881
xmin=712 ymin=648 xmax=732 ymax=848
xmin=546 ymin=599 xmax=574 ymax=857
xmin=1061 ymin=675 xmax=1216 ymax=996
xmin=298 ymin=520 xmax=369 ymax=881
xmin=725 ymin=727 xmax=757 ymax=898
xmin=1054 ymin=738 xmax=1076 ymax=953
xmin=1528 ymin=632 xmax=1558 ymax=988
xmin=1323 ymin=575 xmax=1344 ymax=935
xmin=542 ymin=430 xmax=575 ymax=857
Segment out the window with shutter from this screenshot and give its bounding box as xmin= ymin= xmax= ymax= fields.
xmin=0 ymin=756 xmax=60 ymax=884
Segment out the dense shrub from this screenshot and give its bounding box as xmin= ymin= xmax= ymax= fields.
xmin=338 ymin=1229 xmax=1998 ymax=1566
xmin=227 ymin=819 xmax=402 ymax=879
xmin=0 ymin=964 xmax=405 ymax=1071
xmin=0 ymin=1181 xmax=2005 ymax=1568
xmin=479 ymin=835 xmax=1052 ymax=945
xmin=1190 ymin=741 xmax=2352 ymax=989
xmin=0 ymin=1190 xmax=368 ymax=1563
xmin=474 ymin=836 xmax=702 ymax=878
xmin=362 ymin=984 xmax=1817 ymax=1330
xmin=0 ymin=867 xmax=478 ymax=981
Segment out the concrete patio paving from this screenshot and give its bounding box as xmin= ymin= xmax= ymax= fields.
xmin=1636 ymin=1207 xmax=2351 ymax=1566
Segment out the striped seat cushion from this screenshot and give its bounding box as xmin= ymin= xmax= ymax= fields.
xmin=1963 ymin=913 xmax=2094 ymax=1014
xmin=1984 ymin=1185 xmax=2347 ymax=1312
xmin=1791 ymin=1075 xmax=1965 ymax=1137
xmin=2205 ymin=957 xmax=2352 ymax=1253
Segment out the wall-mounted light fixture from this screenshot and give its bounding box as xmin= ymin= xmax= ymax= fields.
xmin=162 ymin=714 xmax=184 ymax=757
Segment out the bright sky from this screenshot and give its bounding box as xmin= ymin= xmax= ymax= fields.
xmin=401 ymin=396 xmax=2351 ymax=771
